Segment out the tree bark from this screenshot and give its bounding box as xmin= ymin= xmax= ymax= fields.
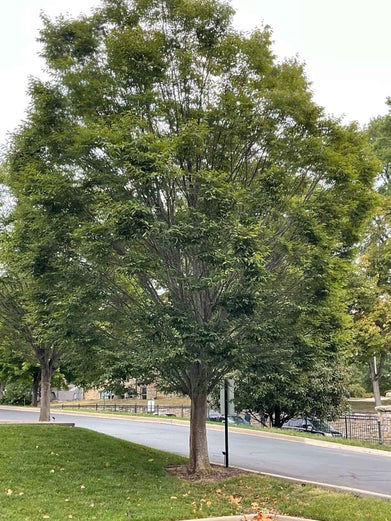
xmin=188 ymin=390 xmax=211 ymax=475
xmin=31 ymin=371 xmax=40 ymax=407
xmin=39 ymin=361 xmax=53 ymax=421
xmin=369 ymin=356 xmax=382 ymax=407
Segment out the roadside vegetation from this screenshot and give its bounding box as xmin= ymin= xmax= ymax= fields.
xmin=0 ymin=425 xmax=390 ymax=521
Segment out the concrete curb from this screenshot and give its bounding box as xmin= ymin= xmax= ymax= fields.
xmin=0 ymin=420 xmax=75 ymax=426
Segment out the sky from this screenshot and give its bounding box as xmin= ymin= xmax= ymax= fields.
xmin=0 ymin=0 xmax=390 ymax=145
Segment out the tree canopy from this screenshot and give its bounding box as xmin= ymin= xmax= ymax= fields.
xmin=1 ymin=0 xmax=379 ymax=473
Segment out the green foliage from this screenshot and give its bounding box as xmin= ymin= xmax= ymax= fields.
xmin=234 ymin=356 xmax=349 ymax=427
xmin=0 ymin=382 xmax=32 ymax=405
xmin=0 ymin=0 xmax=380 ymax=465
xmin=348 ymin=113 xmax=391 ymax=401
xmin=347 ymin=383 xmax=367 ymax=399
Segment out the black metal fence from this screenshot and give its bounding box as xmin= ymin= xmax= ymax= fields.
xmin=53 ymin=403 xmax=192 ymax=417
xmin=330 ymin=413 xmax=383 ymax=445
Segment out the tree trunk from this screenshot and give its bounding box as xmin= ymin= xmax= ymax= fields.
xmin=188 ymin=390 xmax=211 ymax=475
xmin=31 ymin=371 xmax=40 ymax=407
xmin=369 ymin=356 xmax=382 ymax=407
xmin=39 ymin=361 xmax=53 ymax=421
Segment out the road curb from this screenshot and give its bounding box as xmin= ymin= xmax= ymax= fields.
xmin=0 ymin=420 xmax=75 ymax=426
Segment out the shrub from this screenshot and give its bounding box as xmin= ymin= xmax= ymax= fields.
xmin=347 ymin=383 xmax=367 ymax=398
xmin=0 ymin=382 xmax=32 ymax=405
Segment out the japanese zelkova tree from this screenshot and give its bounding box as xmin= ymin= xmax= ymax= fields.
xmin=3 ymin=0 xmax=378 ymax=472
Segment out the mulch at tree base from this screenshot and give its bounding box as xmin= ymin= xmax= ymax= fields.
xmin=165 ymin=463 xmax=251 ymax=482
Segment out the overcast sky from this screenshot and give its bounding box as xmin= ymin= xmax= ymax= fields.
xmin=1 ymin=0 xmax=390 ymax=145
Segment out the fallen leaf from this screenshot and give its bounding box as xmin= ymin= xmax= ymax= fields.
xmin=6 ymin=489 xmax=13 ymax=496
xmin=80 ymin=485 xmax=85 ymax=489
xmin=170 ymin=496 xmax=177 ymax=500
xmin=252 ymin=513 xmax=274 ymax=520
xmin=228 ymin=495 xmax=242 ymax=504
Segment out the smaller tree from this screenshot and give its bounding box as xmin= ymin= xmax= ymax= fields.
xmin=349 ymin=111 xmax=391 ymax=405
xmin=350 ymin=273 xmax=391 ymax=406
xmin=234 ymin=355 xmax=348 ymax=427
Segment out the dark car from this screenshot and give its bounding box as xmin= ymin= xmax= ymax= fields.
xmin=207 ymin=411 xmax=224 ymax=422
xmin=281 ymin=417 xmax=343 ymax=437
xmin=227 ymin=415 xmax=250 ymax=426
xmin=207 ymin=413 xmax=250 ymax=425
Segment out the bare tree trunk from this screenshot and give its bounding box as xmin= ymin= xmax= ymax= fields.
xmin=188 ymin=390 xmax=211 ymax=475
xmin=39 ymin=361 xmax=53 ymax=421
xmin=369 ymin=356 xmax=382 ymax=407
xmin=31 ymin=371 xmax=40 ymax=407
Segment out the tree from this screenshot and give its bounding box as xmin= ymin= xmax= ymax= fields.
xmin=349 ymin=110 xmax=391 ymax=406
xmin=0 ymin=270 xmax=93 ymax=420
xmin=2 ymin=0 xmax=378 ymax=473
xmin=0 ymin=192 xmax=104 ymax=420
xmin=232 ymin=264 xmax=353 ymax=426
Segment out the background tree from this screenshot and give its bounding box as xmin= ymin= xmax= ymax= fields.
xmin=233 ymin=267 xmax=352 ymax=426
xmin=348 ymin=110 xmax=391 ymax=406
xmin=2 ymin=0 xmax=378 ymax=473
xmin=0 ymin=190 xmax=103 ymax=420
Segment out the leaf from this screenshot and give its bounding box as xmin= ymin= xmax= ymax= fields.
xmin=252 ymin=513 xmax=274 ymax=520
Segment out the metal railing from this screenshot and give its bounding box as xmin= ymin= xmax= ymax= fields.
xmin=331 ymin=413 xmax=383 ymax=445
xmin=53 ymin=403 xmax=192 ymax=417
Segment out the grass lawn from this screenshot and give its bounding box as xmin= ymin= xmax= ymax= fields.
xmin=0 ymin=425 xmax=390 ymax=521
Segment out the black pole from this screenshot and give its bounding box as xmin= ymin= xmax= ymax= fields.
xmin=224 ymin=378 xmax=229 ymax=467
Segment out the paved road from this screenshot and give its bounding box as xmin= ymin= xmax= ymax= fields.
xmin=1 ymin=407 xmax=391 ymax=499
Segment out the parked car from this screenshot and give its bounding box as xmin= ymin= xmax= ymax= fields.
xmin=207 ymin=411 xmax=224 ymax=422
xmin=281 ymin=417 xmax=343 ymax=437
xmin=227 ymin=415 xmax=251 ymax=426
xmin=207 ymin=413 xmax=250 ymax=425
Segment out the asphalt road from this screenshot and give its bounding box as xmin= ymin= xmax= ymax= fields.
xmin=1 ymin=407 xmax=391 ymax=499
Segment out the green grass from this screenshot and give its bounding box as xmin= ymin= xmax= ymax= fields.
xmin=348 ymin=398 xmax=391 ymax=412
xmin=0 ymin=425 xmax=390 ymax=521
